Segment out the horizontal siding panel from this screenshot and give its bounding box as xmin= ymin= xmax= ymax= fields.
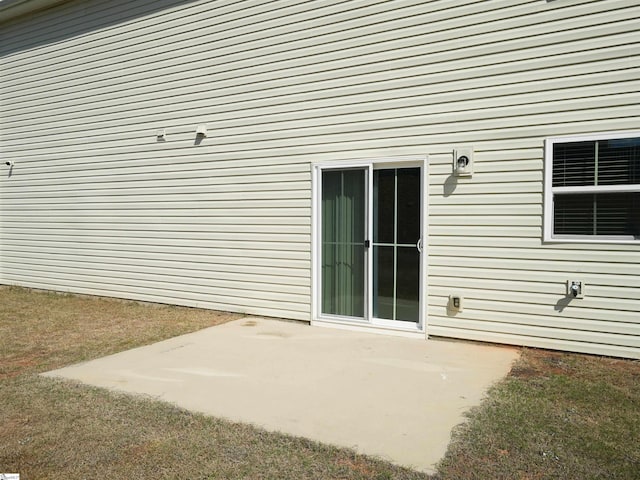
xmin=11 ymin=0 xmax=600 ymax=90
xmin=6 ymin=0 xmax=580 ymax=76
xmin=430 ymin=276 xmax=640 ymax=301
xmin=2 ymin=223 xmax=308 ymax=235
xmin=427 ymin=308 xmax=638 ymax=336
xmin=6 ymin=69 xmax=638 ymax=140
xmin=0 ymin=209 xmax=309 ymax=219
xmin=427 ymin=325 xmax=640 ymax=360
xmin=4 ymin=49 xmax=638 ymax=139
xmin=3 ymin=0 xmax=606 ymax=76
xmin=2 ymin=276 xmax=311 ymax=320
xmin=0 ymin=259 xmax=309 ymax=295
xmin=5 ymin=163 xmax=311 ymax=183
xmin=4 ymin=51 xmax=635 ymax=140
xmin=430 ymin=205 xmax=541 ymax=216
xmin=429 ymin=287 xmax=639 ymax=314
xmin=3 ymin=27 xmax=633 ymax=92
xmin=2 ymin=199 xmax=310 ymax=210
xmin=1 ymin=0 xmax=338 ymax=66
xmin=5 ymin=37 xmax=632 ymax=115
xmin=429 ymin=215 xmax=539 ymax=227
xmin=1 ymin=173 xmax=310 ymax=190
xmin=428 ymin=238 xmax=639 ymax=252
xmin=2 ymin=244 xmax=309 ymax=267
xmin=427 ymin=307 xmax=640 ymax=337
xmin=1 ymin=271 xmax=309 ymax=307
xmin=429 ymin=246 xmax=640 ymax=264
xmin=428 ymin=193 xmax=542 ymax=206
xmin=1 ymin=215 xmax=310 ymax=226
xmin=429 ymin=256 xmax=639 ymax=276
xmin=5 ymin=90 xmax=638 ymax=147
xmin=428 ymin=236 xmax=543 ymax=248
xmin=3 ymin=252 xmax=308 ymax=278
xmin=428 ymin=226 xmax=541 ymax=237
xmin=6 ymin=116 xmax=639 ymax=167
xmin=430 ymin=266 xmax=640 ymax=288
xmin=429 ymin=160 xmax=543 ymax=177
xmin=430 ymin=171 xmax=542 ymax=185
xmin=0 ymin=231 xmax=309 ymax=245
xmin=428 ymin=296 xmax=639 ymax=323
xmin=1 ymin=238 xmax=310 ymax=256
xmin=1 ymin=189 xmax=310 ymax=202
xmin=2 ymin=179 xmax=310 ymax=196
xmin=2 ymin=0 xmax=455 ymax=67
xmin=5 ymin=97 xmax=637 ymax=153
xmin=3 ymin=120 xmax=637 ymax=170
xmin=428 ymin=316 xmax=638 ymax=348
xmin=6 ymin=74 xmax=639 ymax=143
xmin=4 ymin=6 xmax=636 ymax=97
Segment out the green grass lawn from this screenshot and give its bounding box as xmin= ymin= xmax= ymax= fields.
xmin=1 ymin=286 xmax=639 ymax=479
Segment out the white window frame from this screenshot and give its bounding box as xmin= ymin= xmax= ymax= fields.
xmin=544 ymin=131 xmax=640 ymax=244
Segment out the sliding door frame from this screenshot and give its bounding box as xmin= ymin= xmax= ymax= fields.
xmin=311 ymin=155 xmax=428 ymax=338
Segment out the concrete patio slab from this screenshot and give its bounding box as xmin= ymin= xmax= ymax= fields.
xmin=44 ymin=318 xmax=519 ymax=473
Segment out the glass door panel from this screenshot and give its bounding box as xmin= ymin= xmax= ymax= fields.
xmin=395 ymin=246 xmax=420 ymax=321
xmin=373 ymin=169 xmax=395 ymax=244
xmin=321 ymin=169 xmax=366 ymax=318
xmin=372 ymin=245 xmax=394 ymax=319
xmin=397 ymin=169 xmax=421 ymax=244
xmin=372 ymin=168 xmax=421 ymax=323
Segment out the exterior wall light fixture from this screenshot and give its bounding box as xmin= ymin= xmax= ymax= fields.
xmin=196 ymin=124 xmax=208 ymax=137
xmin=453 ymin=147 xmax=474 ymax=177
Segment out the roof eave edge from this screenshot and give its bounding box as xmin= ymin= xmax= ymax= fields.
xmin=0 ymin=0 xmax=67 ymax=23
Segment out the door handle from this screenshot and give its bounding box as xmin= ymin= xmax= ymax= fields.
xmin=416 ymin=238 xmax=423 ymax=253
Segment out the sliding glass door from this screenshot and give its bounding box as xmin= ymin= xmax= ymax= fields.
xmin=317 ymin=162 xmax=424 ymax=330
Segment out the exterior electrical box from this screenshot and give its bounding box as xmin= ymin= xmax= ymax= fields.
xmin=567 ymin=280 xmax=585 ymax=299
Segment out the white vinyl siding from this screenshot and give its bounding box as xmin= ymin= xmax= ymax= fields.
xmin=1 ymin=0 xmax=639 ymax=357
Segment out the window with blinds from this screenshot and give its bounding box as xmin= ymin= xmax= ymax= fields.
xmin=544 ymin=133 xmax=640 ymax=242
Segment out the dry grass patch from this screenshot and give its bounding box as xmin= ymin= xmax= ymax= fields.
xmin=1 ymin=376 xmax=423 ymax=479
xmin=437 ymin=349 xmax=640 ymax=480
xmin=0 ymin=286 xmax=427 ymax=479
xmin=0 ymin=286 xmax=241 ymax=378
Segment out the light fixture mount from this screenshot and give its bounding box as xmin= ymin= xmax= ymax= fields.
xmin=453 ymin=147 xmax=474 ymax=177
xmin=196 ymin=124 xmax=208 ymax=137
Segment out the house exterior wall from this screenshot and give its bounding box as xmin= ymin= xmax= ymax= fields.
xmin=1 ymin=0 xmax=638 ymax=358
